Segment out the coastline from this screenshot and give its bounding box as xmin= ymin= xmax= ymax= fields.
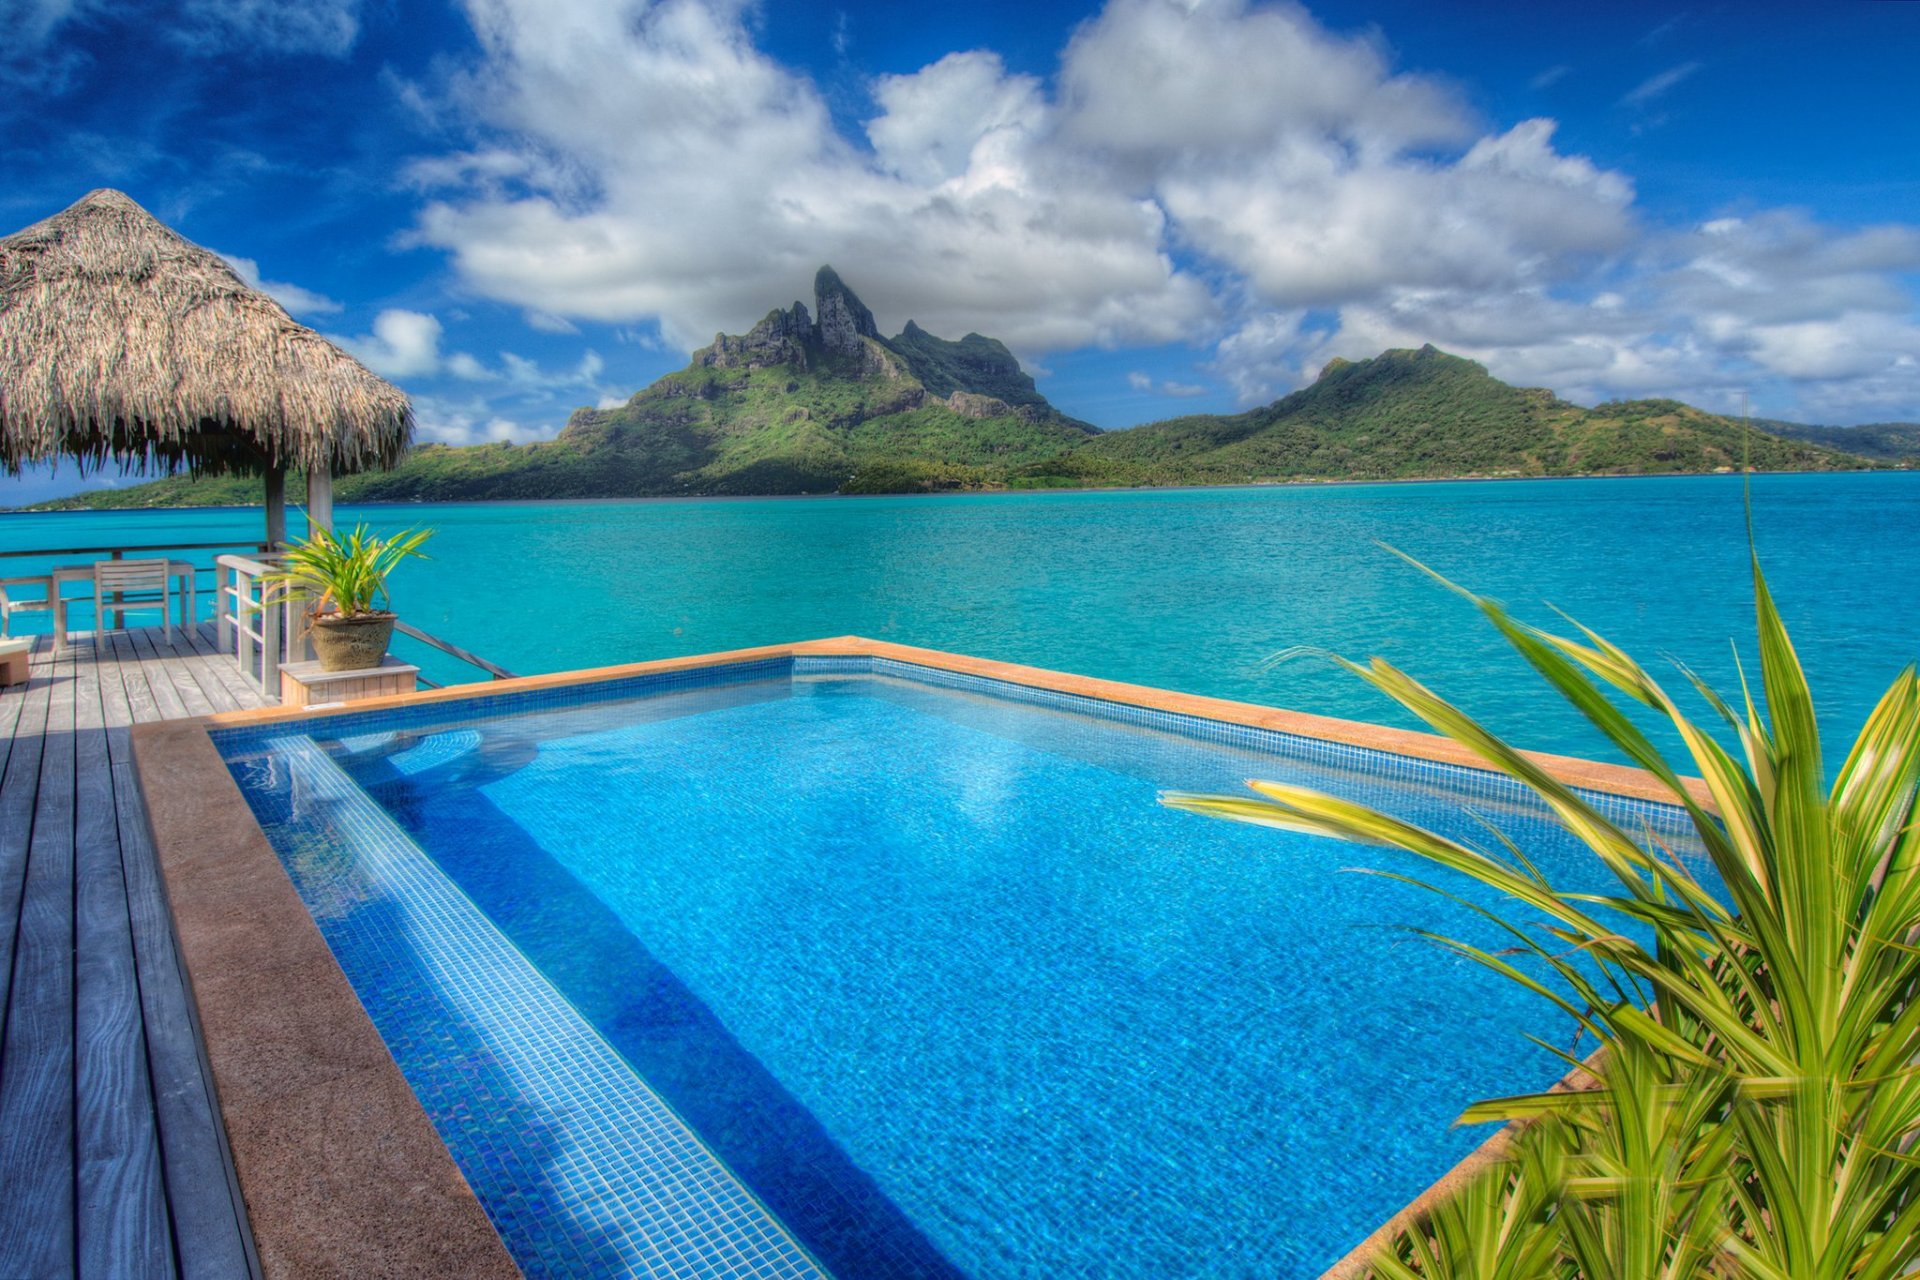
xmin=6 ymin=462 xmax=1905 ymax=516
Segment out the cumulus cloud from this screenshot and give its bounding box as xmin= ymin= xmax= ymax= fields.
xmin=335 ymin=308 xmax=620 ymax=406
xmin=218 ymin=253 xmax=341 ymax=315
xmin=395 ymin=0 xmax=1920 ymax=423
xmin=408 ymin=0 xmax=1627 ymax=356
xmin=412 ymin=396 xmax=552 ymax=446
xmin=337 ymin=309 xmax=448 ymax=378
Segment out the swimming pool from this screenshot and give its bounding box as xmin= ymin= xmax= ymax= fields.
xmin=212 ymin=649 xmax=1697 ymax=1279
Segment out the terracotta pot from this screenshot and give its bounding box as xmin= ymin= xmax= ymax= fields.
xmin=310 ymin=612 xmax=396 ymax=672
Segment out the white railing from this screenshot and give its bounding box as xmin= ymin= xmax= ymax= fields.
xmin=215 ymin=552 xmax=518 ymax=702
xmin=215 ymin=553 xmax=300 ymax=699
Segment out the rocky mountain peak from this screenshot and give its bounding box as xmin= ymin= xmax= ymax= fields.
xmin=813 ymin=264 xmax=880 ymax=357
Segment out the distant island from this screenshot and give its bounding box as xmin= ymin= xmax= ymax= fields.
xmin=25 ymin=267 xmax=1909 ymax=510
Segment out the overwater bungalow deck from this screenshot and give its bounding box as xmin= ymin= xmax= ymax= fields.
xmin=0 ymin=622 xmax=267 ymax=1278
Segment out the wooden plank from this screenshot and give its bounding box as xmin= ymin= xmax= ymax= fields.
xmin=193 ymin=621 xmax=272 ymax=710
xmin=102 ymin=636 xmax=260 ymax=1279
xmin=116 ymin=629 xmax=187 ymax=725
xmin=0 ymin=638 xmax=78 ymax=1274
xmin=173 ymin=623 xmax=260 ymax=713
xmin=130 ymin=627 xmax=214 ymax=720
xmin=73 ymin=635 xmax=177 ymax=1277
xmin=158 ymin=626 xmax=240 ymax=715
xmin=162 ymin=627 xmax=244 ymax=715
xmin=0 ymin=636 xmax=54 ymax=1034
xmin=185 ymin=620 xmax=270 ymax=711
xmin=108 ymin=630 xmax=164 ymax=728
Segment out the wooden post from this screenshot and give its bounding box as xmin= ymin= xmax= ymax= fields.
xmin=305 ymin=468 xmax=333 ymax=536
xmin=215 ymin=561 xmax=231 ymax=650
xmin=235 ymin=568 xmax=256 ymax=685
xmin=265 ymin=465 xmax=288 ymax=548
xmin=261 ymin=586 xmax=281 ymax=700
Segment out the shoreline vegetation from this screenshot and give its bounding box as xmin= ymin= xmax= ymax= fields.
xmin=10 ymin=465 xmax=1909 ymax=517
xmin=18 ymin=268 xmax=1912 ymax=513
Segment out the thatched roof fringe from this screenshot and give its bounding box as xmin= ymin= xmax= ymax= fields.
xmin=0 ymin=188 xmax=412 ymax=478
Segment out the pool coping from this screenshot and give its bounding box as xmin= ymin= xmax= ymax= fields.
xmin=137 ymin=635 xmax=1707 ymax=1277
xmin=204 ymin=635 xmax=1711 ymax=807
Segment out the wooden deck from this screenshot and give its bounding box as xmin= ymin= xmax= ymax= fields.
xmin=0 ymin=622 xmax=268 ymax=1279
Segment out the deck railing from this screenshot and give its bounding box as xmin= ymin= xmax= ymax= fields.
xmin=215 ymin=552 xmax=515 ymax=698
xmin=3 ymin=539 xmax=276 ymax=645
xmin=214 ymin=553 xmax=288 ymax=696
xmin=393 ymin=620 xmax=518 ymax=688
xmin=1 ymin=538 xmax=511 ymax=701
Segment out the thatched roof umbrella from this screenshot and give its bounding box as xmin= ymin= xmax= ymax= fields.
xmin=0 ymin=187 xmax=412 ymax=540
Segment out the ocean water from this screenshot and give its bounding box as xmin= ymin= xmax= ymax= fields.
xmin=5 ymin=472 xmax=1916 ymax=763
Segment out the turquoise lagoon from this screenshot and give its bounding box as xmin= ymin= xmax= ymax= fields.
xmin=3 ymin=472 xmax=1916 ymax=762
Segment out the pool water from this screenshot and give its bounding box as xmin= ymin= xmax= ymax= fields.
xmin=219 ymin=659 xmax=1694 ymax=1279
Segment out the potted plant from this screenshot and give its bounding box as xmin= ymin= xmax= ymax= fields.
xmin=265 ymin=523 xmax=433 ymax=672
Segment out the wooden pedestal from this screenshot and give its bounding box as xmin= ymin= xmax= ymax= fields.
xmin=279 ymin=656 xmax=419 ymax=709
xmin=0 ymin=639 xmax=29 ymax=688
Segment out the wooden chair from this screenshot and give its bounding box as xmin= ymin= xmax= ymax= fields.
xmin=0 ymin=574 xmax=58 ymax=640
xmin=93 ymin=559 xmax=173 ymax=640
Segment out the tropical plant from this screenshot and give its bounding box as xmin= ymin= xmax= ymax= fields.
xmin=263 ymin=522 xmax=433 ymax=619
xmin=1163 ymin=546 xmax=1920 ymax=1278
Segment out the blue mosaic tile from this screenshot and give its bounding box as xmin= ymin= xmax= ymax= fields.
xmin=252 ymin=734 xmax=827 ymax=1280
xmin=219 ymin=649 xmax=1701 ymax=850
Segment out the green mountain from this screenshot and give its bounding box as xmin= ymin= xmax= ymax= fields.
xmin=25 ymin=267 xmax=1095 ymax=509
xmin=23 ymin=280 xmax=1877 ymax=512
xmin=1756 ymin=419 xmax=1920 ymax=462
xmin=545 ymin=266 xmax=1095 ymax=496
xmin=1009 ymin=346 xmax=1868 ymax=487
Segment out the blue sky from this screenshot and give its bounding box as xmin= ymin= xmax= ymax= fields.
xmin=4 ymin=0 xmax=1918 ymax=503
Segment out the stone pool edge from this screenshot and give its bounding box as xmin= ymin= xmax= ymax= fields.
xmin=206 ymin=634 xmax=1712 ymax=807
xmin=143 ymin=635 xmax=1708 ymax=1277
xmin=130 ymin=717 xmax=520 ymax=1279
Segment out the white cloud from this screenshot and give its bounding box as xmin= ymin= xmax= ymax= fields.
xmin=333 ymin=309 xmax=573 ymax=385
xmin=218 ymin=253 xmax=341 ymax=315
xmin=408 ymin=0 xmax=1636 ymax=361
xmin=1125 ymin=369 xmax=1209 ymax=397
xmin=1620 ymin=61 xmax=1700 ymax=108
xmin=173 ymin=0 xmax=362 ymax=57
xmin=867 ymin=51 xmax=1045 ymax=187
xmin=393 ymin=0 xmax=1920 ymax=424
xmin=337 ymin=309 xmax=447 ymax=378
xmin=444 ymin=351 xmax=494 ymax=380
xmin=1213 ymin=309 xmax=1315 ymax=403
xmin=523 ymin=309 xmax=580 ymax=334
xmin=412 ymin=396 xmax=554 ymax=446
xmin=0 ymin=0 xmax=103 ymax=88
xmin=1055 ymin=0 xmax=1471 ymax=161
